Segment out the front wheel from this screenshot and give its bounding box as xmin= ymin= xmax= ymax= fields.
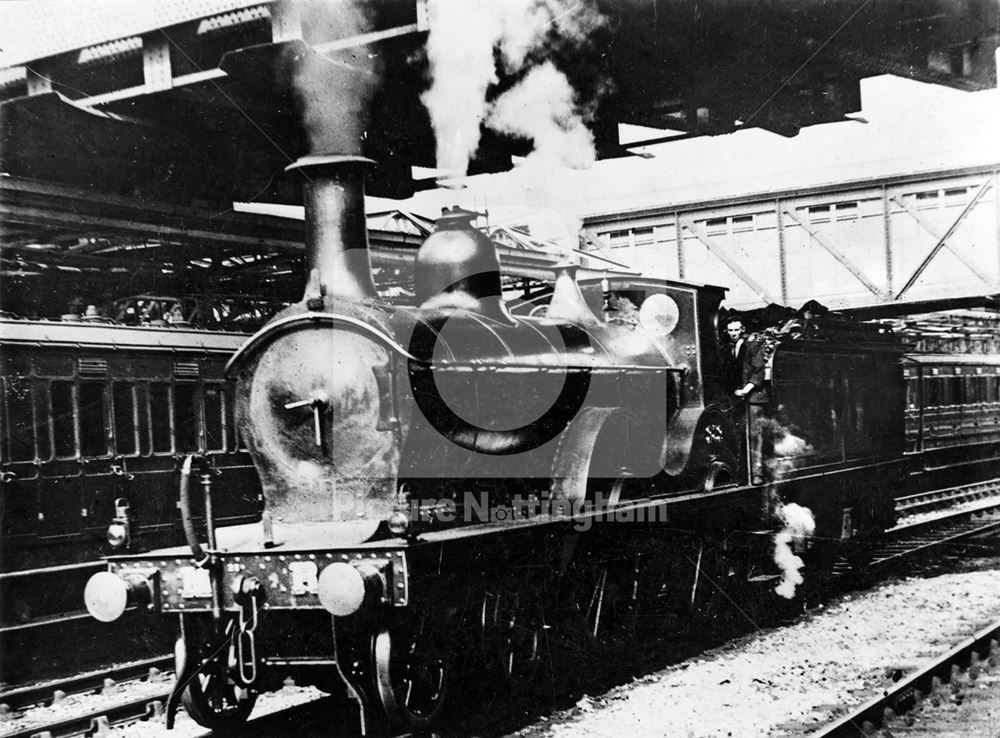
xmin=180 ymin=664 xmax=257 ymax=732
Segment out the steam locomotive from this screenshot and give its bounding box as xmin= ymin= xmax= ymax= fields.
xmin=83 ymin=155 xmax=910 ymax=733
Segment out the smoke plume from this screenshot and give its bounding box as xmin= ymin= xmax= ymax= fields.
xmin=291 ymin=0 xmax=382 ymax=155
xmin=421 ymin=0 xmax=606 ymax=174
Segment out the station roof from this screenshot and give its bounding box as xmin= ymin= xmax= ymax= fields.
xmin=1 ymin=0 xmax=997 ymax=317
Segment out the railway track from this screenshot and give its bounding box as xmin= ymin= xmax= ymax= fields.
xmin=828 ymin=477 xmax=1000 ymax=577
xmin=0 ymin=677 xmax=335 ymax=738
xmin=895 ymin=477 xmax=1000 ymax=517
xmin=813 ymin=618 xmax=1000 ymax=737
xmin=0 ymin=656 xmax=172 ymax=713
xmin=0 ymin=657 xmax=173 ymax=738
xmin=1 ymin=692 xmax=171 ymax=738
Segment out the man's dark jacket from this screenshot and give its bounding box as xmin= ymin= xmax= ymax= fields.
xmin=727 ymin=338 xmax=769 ymax=403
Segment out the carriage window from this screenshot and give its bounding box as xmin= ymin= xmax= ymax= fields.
xmin=149 ymin=382 xmax=172 ymax=453
xmin=922 ymin=377 xmax=937 ymax=407
xmin=951 ymin=377 xmax=965 ymax=405
xmin=905 ymin=378 xmax=918 ymax=410
xmin=223 ymin=386 xmax=234 ymax=451
xmin=79 ymin=381 xmax=108 ymax=457
xmin=2 ymin=378 xmax=36 ymax=463
xmin=113 ymin=383 xmax=138 ymax=456
xmin=174 ymin=383 xmax=199 ymax=452
xmin=223 ymin=386 xmax=244 ymax=451
xmin=51 ymin=380 xmax=76 ymax=458
xmin=967 ymin=376 xmax=982 ymax=403
xmin=136 ymin=384 xmax=151 ymax=456
xmin=34 ymin=384 xmax=51 ymax=461
xmin=204 ymin=385 xmax=224 ymax=452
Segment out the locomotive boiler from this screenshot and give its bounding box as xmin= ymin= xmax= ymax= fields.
xmin=83 ymin=153 xmax=906 ymax=734
xmin=223 ymin=154 xmax=729 ymax=545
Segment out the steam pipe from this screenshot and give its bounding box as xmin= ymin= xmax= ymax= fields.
xmin=178 ymin=455 xmax=207 ymax=564
xmin=201 ymin=469 xmax=217 ymax=550
xmin=286 ymin=155 xmax=377 ymax=301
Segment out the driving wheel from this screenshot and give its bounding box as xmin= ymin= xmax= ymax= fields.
xmin=374 ymin=620 xmax=450 ymax=730
xmin=481 ymin=588 xmax=544 ymax=688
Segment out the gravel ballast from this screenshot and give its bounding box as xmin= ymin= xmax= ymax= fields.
xmin=515 ymin=566 xmax=1000 ymax=738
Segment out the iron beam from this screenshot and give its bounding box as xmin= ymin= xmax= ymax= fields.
xmin=780 ymin=207 xmax=884 ymax=297
xmin=896 ymin=178 xmax=994 ymax=299
xmin=680 ymin=220 xmax=776 ymax=304
xmin=889 ymin=193 xmax=992 ymax=286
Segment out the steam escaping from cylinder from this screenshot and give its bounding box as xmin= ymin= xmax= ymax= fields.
xmin=763 ymin=417 xmax=812 ymax=481
xmin=756 ymin=416 xmax=815 ymax=599
xmin=773 ymin=502 xmax=816 ymax=599
xmin=420 ymin=0 xmax=606 ymax=175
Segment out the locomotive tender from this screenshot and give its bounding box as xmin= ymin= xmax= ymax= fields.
xmin=82 ymin=155 xmax=908 ymax=733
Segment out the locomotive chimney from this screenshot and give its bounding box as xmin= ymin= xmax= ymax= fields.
xmin=285 ymin=155 xmax=377 ymax=301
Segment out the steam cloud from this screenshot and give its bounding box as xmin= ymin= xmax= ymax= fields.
xmin=757 ymin=416 xmax=816 ymax=599
xmin=489 ymin=62 xmax=596 ymax=169
xmin=290 ymin=0 xmax=381 ymax=155
xmin=772 ymin=502 xmax=816 ymax=599
xmin=421 ymin=0 xmax=605 ymax=174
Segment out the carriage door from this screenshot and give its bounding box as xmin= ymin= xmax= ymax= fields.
xmin=37 ymin=360 xmax=114 ymax=540
xmin=38 ymin=369 xmax=83 ymax=538
xmin=77 ymin=361 xmax=116 ymax=540
xmin=0 ymin=371 xmax=42 ymax=551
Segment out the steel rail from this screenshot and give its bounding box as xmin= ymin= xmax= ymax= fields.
xmin=1 ymin=690 xmax=335 ymax=738
xmin=1 ymin=692 xmax=171 ymax=738
xmin=0 ymin=656 xmax=172 ymax=712
xmin=831 ymin=492 xmax=1000 ymax=576
xmin=812 ymin=619 xmax=1000 ymax=737
xmin=874 ymin=514 xmax=1000 ymax=567
xmin=895 ymin=478 xmax=1000 ymax=516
